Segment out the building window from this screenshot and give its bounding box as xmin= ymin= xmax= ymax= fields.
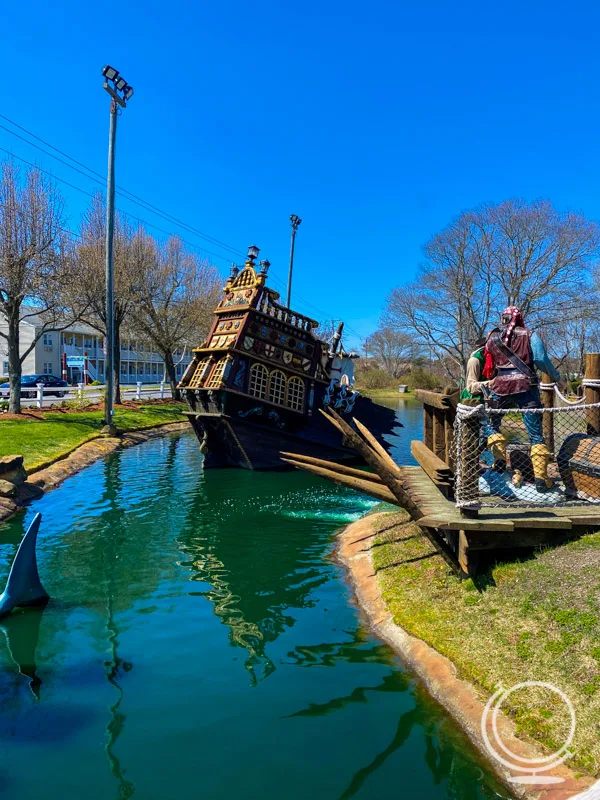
xmin=2 ymin=361 xmax=8 ymax=375
xmin=206 ymin=357 xmax=228 ymax=389
xmin=43 ymin=362 xmax=53 ymax=375
xmin=84 ymin=338 xmax=93 ymax=349
xmin=137 ymin=363 xmax=144 ymax=375
xmin=248 ymin=363 xmax=268 ymax=399
xmin=152 ymin=363 xmax=158 ymax=376
xmin=268 ymin=369 xmax=286 ymax=406
xmin=287 ymin=377 xmax=305 ymax=411
xmin=121 ymin=362 xmax=127 ymax=375
xmin=145 ymin=362 xmax=151 ymax=375
xmin=43 ymin=333 xmax=53 ymax=347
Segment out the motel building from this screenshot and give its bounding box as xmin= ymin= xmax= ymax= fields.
xmin=0 ymin=309 xmax=192 ymax=384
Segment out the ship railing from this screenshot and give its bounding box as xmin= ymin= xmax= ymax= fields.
xmin=257 ymin=294 xmax=317 ymax=332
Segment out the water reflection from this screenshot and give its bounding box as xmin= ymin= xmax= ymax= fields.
xmin=0 ymin=425 xmax=506 ymax=800
xmin=0 ymin=606 xmax=45 ymax=699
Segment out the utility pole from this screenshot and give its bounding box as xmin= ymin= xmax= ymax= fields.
xmin=101 ymin=65 xmax=134 ymax=433
xmin=286 ymin=214 xmax=302 ymax=308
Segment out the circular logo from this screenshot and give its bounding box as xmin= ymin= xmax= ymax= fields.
xmin=481 ymin=681 xmax=576 ymax=785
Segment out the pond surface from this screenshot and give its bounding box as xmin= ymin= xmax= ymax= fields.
xmin=0 ymin=401 xmax=506 ymax=799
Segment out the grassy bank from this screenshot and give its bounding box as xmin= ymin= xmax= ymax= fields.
xmin=372 ymin=510 xmax=600 ymax=776
xmin=0 ymin=403 xmax=186 ymax=470
xmin=357 ymin=388 xmax=415 ymax=399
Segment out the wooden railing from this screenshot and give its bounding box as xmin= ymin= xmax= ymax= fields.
xmin=412 ymin=388 xmax=459 ymax=497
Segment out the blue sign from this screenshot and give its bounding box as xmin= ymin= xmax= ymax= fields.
xmin=66 ymin=356 xmax=85 ymax=368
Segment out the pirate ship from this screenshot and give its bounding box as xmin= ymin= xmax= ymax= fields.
xmin=178 ymin=246 xmax=398 ymax=469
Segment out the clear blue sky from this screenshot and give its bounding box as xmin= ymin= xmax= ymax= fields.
xmin=2 ymin=0 xmax=599 ymax=348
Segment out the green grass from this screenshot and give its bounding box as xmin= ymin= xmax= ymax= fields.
xmin=0 ymin=404 xmax=186 ymax=471
xmin=371 ymin=511 xmax=600 ymax=777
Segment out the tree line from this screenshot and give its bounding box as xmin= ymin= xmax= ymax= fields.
xmin=366 ymin=198 xmax=600 ymax=385
xmin=0 ymin=160 xmax=222 ymax=413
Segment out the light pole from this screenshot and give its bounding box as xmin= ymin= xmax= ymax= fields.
xmin=286 ymin=214 xmax=302 ymax=308
xmin=101 ymin=65 xmax=134 ymax=433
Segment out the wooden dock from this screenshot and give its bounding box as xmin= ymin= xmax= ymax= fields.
xmin=399 ymin=464 xmax=600 ymax=575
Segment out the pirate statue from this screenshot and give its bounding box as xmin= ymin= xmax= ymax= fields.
xmin=484 ymin=306 xmax=561 ymax=493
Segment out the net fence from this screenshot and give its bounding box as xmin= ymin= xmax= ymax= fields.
xmin=454 ymin=383 xmax=600 ymax=510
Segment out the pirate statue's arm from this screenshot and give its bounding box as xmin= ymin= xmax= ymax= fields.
xmin=531 ymin=332 xmax=560 ymax=384
xmin=465 ymin=352 xmax=487 ymax=395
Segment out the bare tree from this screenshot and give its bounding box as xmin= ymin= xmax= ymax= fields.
xmin=0 ymin=160 xmax=78 ymax=413
xmin=364 ymin=327 xmax=415 ymax=376
xmin=385 ymin=200 xmax=600 ymax=379
xmin=130 ymin=236 xmax=221 ymax=399
xmin=75 ymin=193 xmax=146 ymax=404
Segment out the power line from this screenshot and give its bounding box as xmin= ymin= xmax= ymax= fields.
xmin=0 ymin=113 xmax=246 ymax=260
xmin=0 ymin=115 xmax=363 ymax=334
xmin=0 ymin=146 xmax=233 ymax=266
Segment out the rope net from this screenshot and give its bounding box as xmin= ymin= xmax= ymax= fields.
xmin=454 ymin=384 xmax=600 ymax=510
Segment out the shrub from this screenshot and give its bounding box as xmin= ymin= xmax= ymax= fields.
xmin=355 ymin=366 xmax=398 ymax=390
xmin=396 ymin=368 xmax=442 ymax=391
xmin=90 ymin=380 xmax=101 ymax=386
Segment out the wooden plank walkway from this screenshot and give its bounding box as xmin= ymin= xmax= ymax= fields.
xmin=396 ymin=465 xmax=600 ymax=576
xmin=401 ymin=465 xmax=600 ymax=532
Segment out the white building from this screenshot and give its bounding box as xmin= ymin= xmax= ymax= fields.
xmin=0 ymin=309 xmax=192 ymax=384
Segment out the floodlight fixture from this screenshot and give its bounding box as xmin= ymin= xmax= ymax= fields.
xmin=115 ymin=76 xmax=127 ymax=91
xmin=290 ymin=214 xmax=302 ymax=230
xmin=124 ymin=85 xmax=134 ymax=101
xmin=247 ymin=245 xmax=260 ymax=262
xmin=102 ymin=65 xmax=119 ymax=81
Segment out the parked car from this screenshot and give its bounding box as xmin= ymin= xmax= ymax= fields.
xmin=0 ymin=374 xmax=68 ymax=399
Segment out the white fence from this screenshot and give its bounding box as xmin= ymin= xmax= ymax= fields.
xmin=3 ymin=382 xmax=173 ymax=409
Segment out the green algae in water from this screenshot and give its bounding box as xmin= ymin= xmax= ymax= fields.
xmin=0 ymin=425 xmax=507 ymax=799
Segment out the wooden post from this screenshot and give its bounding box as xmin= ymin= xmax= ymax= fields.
xmin=424 ymin=405 xmax=434 ymax=450
xmin=433 ymin=408 xmax=446 ymax=463
xmin=540 ymin=372 xmax=555 ymax=454
xmin=586 ymin=354 xmax=600 ymax=436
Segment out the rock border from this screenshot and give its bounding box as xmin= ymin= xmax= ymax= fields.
xmin=337 ymin=511 xmax=596 ymax=800
xmin=0 ymin=421 xmax=189 ymax=523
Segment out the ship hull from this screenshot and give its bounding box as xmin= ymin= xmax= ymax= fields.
xmin=184 ymin=395 xmax=398 ymax=470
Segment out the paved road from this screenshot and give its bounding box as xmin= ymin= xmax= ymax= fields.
xmin=4 ymin=386 xmax=173 ymax=408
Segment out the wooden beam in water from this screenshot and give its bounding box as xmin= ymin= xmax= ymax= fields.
xmin=325 ymin=408 xmax=424 ymax=521
xmin=352 ymin=417 xmax=403 ymax=477
xmin=280 ymin=452 xmax=382 ymax=484
xmin=280 ymin=458 xmax=400 ymax=505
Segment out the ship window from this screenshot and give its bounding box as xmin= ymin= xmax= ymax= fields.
xmin=268 ymin=369 xmax=286 ymax=406
xmin=206 ymin=357 xmax=228 ymax=389
xmin=188 ymin=359 xmax=209 ymax=389
xmin=249 ymin=363 xmax=268 ymax=399
xmin=287 ymin=376 xmax=305 ymax=411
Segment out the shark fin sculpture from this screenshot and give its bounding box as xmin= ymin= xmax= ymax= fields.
xmin=0 ymin=513 xmax=49 ymax=619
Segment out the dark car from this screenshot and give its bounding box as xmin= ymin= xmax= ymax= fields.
xmin=0 ymin=374 xmax=68 ymax=399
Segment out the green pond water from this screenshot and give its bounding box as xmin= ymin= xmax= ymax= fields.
xmin=0 ymin=399 xmax=507 ymax=799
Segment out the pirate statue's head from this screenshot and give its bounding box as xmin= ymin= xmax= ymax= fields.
xmin=500 ymin=306 xmax=525 ymax=344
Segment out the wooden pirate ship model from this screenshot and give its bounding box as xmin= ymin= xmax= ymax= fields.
xmin=178 ymin=246 xmax=398 ymax=469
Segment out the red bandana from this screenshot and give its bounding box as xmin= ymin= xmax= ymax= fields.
xmin=501 ymin=306 xmax=525 ymax=344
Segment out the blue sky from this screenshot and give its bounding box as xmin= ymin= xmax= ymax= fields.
xmin=2 ymin=0 xmax=599 ymax=348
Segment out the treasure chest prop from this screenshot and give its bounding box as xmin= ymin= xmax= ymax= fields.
xmin=558 ymin=433 xmax=600 ymax=501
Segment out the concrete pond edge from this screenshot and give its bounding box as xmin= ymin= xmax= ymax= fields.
xmin=336 ymin=511 xmax=598 ymax=800
xmin=0 ymin=421 xmax=190 ymax=523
